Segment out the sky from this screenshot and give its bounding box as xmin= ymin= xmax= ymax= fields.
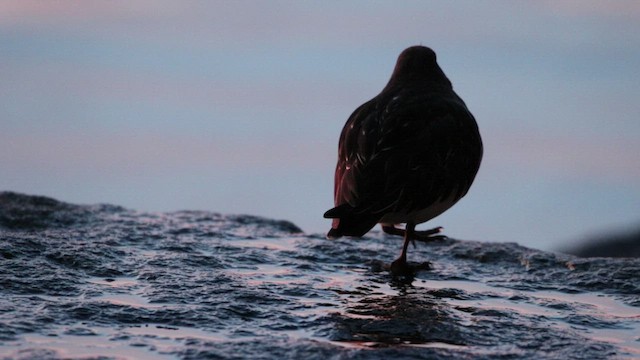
xmin=1 ymin=1 xmax=639 ymax=251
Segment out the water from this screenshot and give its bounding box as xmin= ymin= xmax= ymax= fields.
xmin=1 ymin=192 xmax=639 ymax=359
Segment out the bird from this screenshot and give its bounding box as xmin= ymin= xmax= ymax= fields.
xmin=323 ymin=45 xmax=483 ymax=275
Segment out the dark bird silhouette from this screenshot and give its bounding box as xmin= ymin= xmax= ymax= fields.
xmin=324 ymin=46 xmax=483 ymax=274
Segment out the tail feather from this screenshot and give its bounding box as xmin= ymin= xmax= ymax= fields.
xmin=324 ymin=204 xmax=380 ymax=239
xmin=323 ymin=203 xmax=351 ymax=219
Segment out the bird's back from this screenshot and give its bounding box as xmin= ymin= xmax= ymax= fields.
xmin=325 ymin=46 xmax=482 ymax=238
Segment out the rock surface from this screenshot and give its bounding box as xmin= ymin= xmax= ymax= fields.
xmin=0 ymin=192 xmax=639 ymax=359
xmin=563 ymin=227 xmax=640 ymax=258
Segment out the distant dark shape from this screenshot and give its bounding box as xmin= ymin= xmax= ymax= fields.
xmin=563 ymin=226 xmax=640 ymax=258
xmin=324 ymin=46 xmax=483 ymax=274
xmin=0 ymin=191 xmax=86 ymax=229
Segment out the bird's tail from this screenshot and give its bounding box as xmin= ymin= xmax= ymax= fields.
xmin=323 ymin=204 xmax=380 ymax=239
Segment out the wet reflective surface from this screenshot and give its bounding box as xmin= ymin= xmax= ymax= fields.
xmin=1 ymin=192 xmax=639 ymax=359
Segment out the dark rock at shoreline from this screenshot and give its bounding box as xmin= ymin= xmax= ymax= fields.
xmin=562 ymin=226 xmax=640 ymax=258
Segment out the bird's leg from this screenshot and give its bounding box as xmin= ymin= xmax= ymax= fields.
xmin=382 ymin=224 xmax=417 ymax=248
xmin=390 ymin=222 xmax=416 ymax=275
xmin=382 ymin=224 xmax=445 ymax=243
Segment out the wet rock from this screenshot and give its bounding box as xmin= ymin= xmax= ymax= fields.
xmin=563 ymin=226 xmax=640 ymax=258
xmin=0 ymin=192 xmax=638 ymax=359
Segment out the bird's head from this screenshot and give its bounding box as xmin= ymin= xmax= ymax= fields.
xmin=387 ymin=46 xmax=451 ymax=87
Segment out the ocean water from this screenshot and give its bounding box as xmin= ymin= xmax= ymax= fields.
xmin=0 ymin=192 xmax=638 ymax=359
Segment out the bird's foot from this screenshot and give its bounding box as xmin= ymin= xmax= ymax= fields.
xmin=415 ymin=226 xmax=446 ymax=241
xmin=390 ymin=258 xmax=413 ymax=276
xmin=382 ymin=225 xmax=447 ymax=244
xmin=389 ymin=258 xmax=431 ymax=277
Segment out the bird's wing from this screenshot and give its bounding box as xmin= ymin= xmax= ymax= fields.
xmin=332 ymin=99 xmax=377 ymax=208
xmin=333 ymin=90 xmax=481 ymax=217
